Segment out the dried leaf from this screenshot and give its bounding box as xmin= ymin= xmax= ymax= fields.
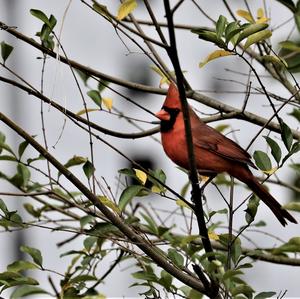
xmin=199 ymin=50 xmax=232 ymax=68
xmin=117 ymin=0 xmax=137 ymax=21
xmin=133 ymin=168 xmax=147 ymax=185
xmin=102 ymin=97 xmax=113 ymax=111
xmin=236 ymin=9 xmax=254 ymax=23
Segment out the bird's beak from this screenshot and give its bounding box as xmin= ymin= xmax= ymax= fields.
xmin=155 ymin=109 xmax=170 ymax=121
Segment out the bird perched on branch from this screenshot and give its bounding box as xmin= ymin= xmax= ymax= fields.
xmin=155 ymin=82 xmax=297 ymax=226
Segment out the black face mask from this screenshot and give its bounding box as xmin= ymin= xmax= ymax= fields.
xmin=160 ymin=106 xmax=180 ymax=132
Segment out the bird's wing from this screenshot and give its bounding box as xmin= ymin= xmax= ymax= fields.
xmin=192 ymin=123 xmax=257 ymax=169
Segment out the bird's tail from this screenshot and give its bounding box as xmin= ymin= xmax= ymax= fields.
xmin=244 ymin=176 xmax=297 ymax=226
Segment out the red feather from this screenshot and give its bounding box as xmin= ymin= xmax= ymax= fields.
xmin=156 ymin=83 xmax=297 ymax=226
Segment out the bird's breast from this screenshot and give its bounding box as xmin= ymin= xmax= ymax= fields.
xmin=161 ymin=130 xmax=190 ymax=169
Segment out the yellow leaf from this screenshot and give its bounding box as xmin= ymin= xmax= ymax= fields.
xmin=208 ymin=231 xmax=219 ymax=241
xmin=199 ymin=50 xmax=232 ymax=68
xmin=133 ymin=168 xmax=147 ymax=185
xmin=257 ymin=8 xmax=264 ymax=19
xmin=117 ymin=0 xmax=137 ymax=21
xmin=256 ymin=8 xmax=270 ymax=24
xmin=98 ymin=196 xmax=121 ymax=214
xmin=236 ymin=9 xmax=254 ymax=23
xmin=150 ymin=66 xmax=170 ymax=87
xmin=102 ymin=98 xmax=113 ymax=111
xmin=176 ymin=199 xmax=192 ymax=209
xmin=76 ymin=108 xmax=99 ymax=116
xmin=262 ymin=166 xmax=278 ymax=175
xmin=180 ymin=235 xmax=199 ymax=246
xmin=199 ymin=175 xmax=210 ymax=183
xmin=151 ymin=185 xmax=162 ymax=193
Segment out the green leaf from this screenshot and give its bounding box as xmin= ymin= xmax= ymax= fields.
xmin=188 ymin=289 xmax=204 ymax=299
xmin=280 ymin=119 xmax=293 ymax=151
xmin=222 ymin=269 xmax=243 ymax=281
xmin=88 ymin=222 xmax=119 ymax=237
xmin=147 ymin=168 xmax=167 ymax=192
xmin=1 ymin=41 xmax=14 ymax=63
xmin=83 ymin=236 xmax=97 ymax=251
xmin=263 ymin=136 xmax=282 ymax=164
xmin=93 ymin=3 xmax=110 ymax=19
xmin=48 ymin=15 xmax=57 ymax=30
xmin=158 ymin=270 xmax=173 ymax=291
xmin=141 ymin=212 xmax=158 ymax=235
xmin=272 ymin=237 xmax=300 ymax=254
xmin=191 ymin=28 xmax=227 ymax=48
xmin=236 ymin=23 xmax=268 ymax=45
xmin=254 ymin=291 xmax=277 ymax=299
xmin=87 ymin=90 xmax=102 ymax=107
xmin=59 ymin=156 xmax=87 ymax=178
xmin=245 ymin=195 xmax=260 ymax=224
xmin=290 ymin=163 xmax=300 ymax=174
xmin=83 ymin=160 xmax=95 ymax=180
xmin=10 ymin=286 xmax=48 ymax=299
xmin=283 ymin=201 xmax=300 ymax=212
xmin=216 ymin=15 xmax=227 ymax=39
xmin=0 ymin=143 xmax=15 ymax=156
xmin=76 ymin=69 xmax=90 ymax=86
xmin=244 ymin=30 xmax=272 ymax=49
xmin=30 ymin=9 xmax=51 ymax=27
xmin=7 ymin=261 xmax=38 ymax=273
xmin=261 ymin=55 xmax=288 ymax=67
xmin=231 ymin=284 xmax=254 ymax=296
xmin=0 ymin=155 xmax=17 ymax=161
xmin=118 ymin=185 xmax=144 ymax=211
xmin=253 ymin=150 xmax=272 ymax=171
xmin=80 ymin=215 xmax=95 ymax=228
xmin=18 ymin=164 xmax=31 ymax=187
xmin=225 ymin=21 xmax=243 ymax=44
xmin=64 ymin=155 xmax=87 ymax=168
xmin=69 ymin=275 xmax=97 ymax=284
xmin=18 ymin=140 xmax=30 ymax=159
xmin=10 ymin=164 xmax=31 ymax=188
xmin=132 ymin=271 xmax=158 ymax=282
xmin=0 ymin=131 xmax=5 ymax=144
xmin=280 ymin=40 xmax=300 ymax=51
xmin=23 ymin=203 xmax=42 ymax=218
xmin=0 ymin=135 xmax=15 ymax=156
xmin=289 ymin=108 xmax=300 ymax=122
xmin=98 ymin=79 xmax=109 ymax=92
xmin=20 ymin=246 xmax=43 ymax=268
xmin=0 ymin=271 xmax=38 ymax=287
xmin=282 ymin=142 xmax=300 ymax=165
xmin=0 ymin=198 xmax=9 ymax=216
xmin=168 ymin=248 xmax=184 ymax=268
xmin=219 ymin=234 xmax=242 ymax=264
xmin=274 ymin=0 xmax=296 ymax=12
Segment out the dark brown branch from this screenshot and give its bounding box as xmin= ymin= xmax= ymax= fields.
xmin=0 ymin=75 xmax=159 ymax=139
xmin=1 ymin=20 xmax=299 ymax=139
xmin=163 ymin=1 xmax=220 ymax=298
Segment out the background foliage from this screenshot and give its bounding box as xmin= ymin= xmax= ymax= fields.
xmin=0 ymin=0 xmax=300 ymax=298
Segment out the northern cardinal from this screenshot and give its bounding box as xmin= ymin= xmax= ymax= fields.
xmin=156 ymin=83 xmax=297 ymax=226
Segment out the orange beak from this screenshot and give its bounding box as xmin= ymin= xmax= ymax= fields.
xmin=155 ymin=109 xmax=170 ymax=121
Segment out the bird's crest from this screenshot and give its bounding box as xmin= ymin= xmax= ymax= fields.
xmin=163 ymin=82 xmax=181 ymax=109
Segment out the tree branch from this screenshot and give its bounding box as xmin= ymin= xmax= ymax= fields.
xmin=0 ymin=111 xmax=209 ymax=296
xmin=1 ymin=20 xmax=299 ymax=139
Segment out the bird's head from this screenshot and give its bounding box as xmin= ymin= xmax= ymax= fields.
xmin=155 ymin=83 xmax=181 ymax=132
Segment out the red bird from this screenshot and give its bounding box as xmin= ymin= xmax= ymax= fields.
xmin=156 ymin=83 xmax=297 ymax=226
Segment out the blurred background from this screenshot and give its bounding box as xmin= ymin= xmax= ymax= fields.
xmin=0 ymin=0 xmax=299 ymax=297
